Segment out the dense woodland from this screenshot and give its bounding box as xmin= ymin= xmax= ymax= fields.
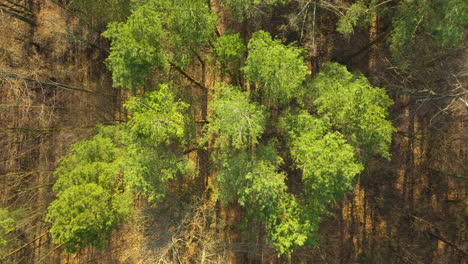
xmin=0 ymin=0 xmax=466 ymax=263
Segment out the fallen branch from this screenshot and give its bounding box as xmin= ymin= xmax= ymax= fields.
xmin=409 ymin=214 xmax=468 ymax=256
xmin=0 ymin=72 xmax=116 ymax=97
xmin=428 ymin=231 xmax=467 ymax=256
xmin=37 ymin=242 xmax=65 ymax=263
xmin=0 ymin=230 xmax=50 ymax=261
xmin=0 ymin=1 xmax=36 ymax=26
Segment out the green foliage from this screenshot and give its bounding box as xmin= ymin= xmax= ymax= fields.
xmin=311 ymin=62 xmax=395 ymax=159
xmin=266 ymin=194 xmax=313 ymax=256
xmin=102 ymin=7 xmax=166 ymax=90
xmin=123 ymin=143 xmax=190 ymax=202
xmin=218 ymin=143 xmax=285 ymax=211
xmin=243 ymin=31 xmax=308 ymax=105
xmin=68 ymin=0 xmax=131 ymax=29
xmin=103 ymin=0 xmax=217 ymax=90
xmin=46 ymin=127 xmax=131 ymax=253
xmin=222 ymin=0 xmax=285 ymax=21
xmin=46 ymin=82 xmax=195 ymax=252
xmin=166 ymin=0 xmax=218 ymax=64
xmin=390 ymin=0 xmax=467 ymax=64
xmin=275 ymin=112 xmax=363 ymax=255
xmin=53 ymin=134 xmax=120 ymax=192
xmin=0 ymin=209 xmax=15 ymax=250
xmin=291 ymin=119 xmax=363 ymax=208
xmin=206 ymin=85 xmax=266 ymax=149
xmin=214 ymin=33 xmax=246 ymax=72
xmin=336 ymin=1 xmax=368 ymax=34
xmin=335 ymin=0 xmax=467 ymax=66
xmin=123 ymin=84 xmax=193 ymax=201
xmin=215 ymin=143 xmax=310 ymax=255
xmin=280 ymin=110 xmax=363 ymax=209
xmin=124 ymin=84 xmax=188 ymax=145
xmin=271 ymin=62 xmax=394 ymax=253
xmin=208 ymin=60 xmax=394 ymax=255
xmin=47 ymin=183 xmax=131 ymax=252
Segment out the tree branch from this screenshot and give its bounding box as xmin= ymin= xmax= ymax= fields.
xmin=0 ymin=1 xmax=36 ymax=26
xmin=0 ymin=230 xmax=50 ymax=261
xmin=408 ymin=214 xmax=468 ymax=256
xmin=169 ymin=62 xmax=207 ymax=91
xmin=183 ymin=146 xmax=202 ymax=155
xmin=343 ymin=25 xmax=391 ymax=63
xmin=428 ymin=231 xmax=468 ymax=256
xmin=0 ymin=72 xmax=116 ymax=97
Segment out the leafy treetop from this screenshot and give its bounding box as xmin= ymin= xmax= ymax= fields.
xmin=243 ymin=31 xmax=309 ymax=106
xmin=47 ymin=84 xmax=193 ymax=251
xmin=103 ymin=0 xmax=217 ymax=90
xmin=336 ymin=0 xmax=467 ymax=66
xmin=311 ymin=63 xmax=395 ymax=159
xmin=123 ymin=84 xmax=194 ymax=201
xmin=223 ymin=0 xmax=285 ymax=21
xmin=214 ymin=33 xmax=246 ymax=73
xmin=206 ymin=84 xmax=266 ymax=150
xmin=46 ymin=126 xmax=131 ymax=253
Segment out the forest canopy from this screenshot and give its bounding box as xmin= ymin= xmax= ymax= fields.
xmin=43 ymin=0 xmax=468 ymax=258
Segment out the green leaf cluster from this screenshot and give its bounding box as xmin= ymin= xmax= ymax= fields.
xmin=124 ymin=84 xmax=188 ymax=144
xmin=289 ymin=117 xmax=363 ymax=209
xmin=103 ymin=0 xmax=217 ymax=90
xmin=46 ymin=127 xmax=132 ymax=253
xmin=336 ymin=1 xmax=368 ymax=34
xmin=390 ymin=0 xmax=467 ymax=64
xmin=102 ymin=6 xmax=166 ymax=90
xmin=0 ymin=209 xmax=15 ymax=250
xmin=47 ymin=84 xmax=192 ymax=251
xmin=214 ymin=33 xmax=246 ymax=73
xmin=216 ymin=143 xmax=311 ymax=255
xmin=206 ymin=84 xmax=266 ymax=149
xmin=311 ymin=63 xmax=395 ymax=159
xmin=266 ymin=194 xmax=314 ymax=256
xmin=222 ymin=0 xmax=285 ymax=21
xmin=243 ymin=31 xmax=308 ymax=105
xmin=212 ymin=60 xmax=394 ymax=254
xmin=123 ymin=84 xmax=193 ymax=201
xmin=335 ymin=0 xmax=467 ymax=66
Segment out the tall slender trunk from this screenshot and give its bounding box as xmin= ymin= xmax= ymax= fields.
xmin=368 ymin=11 xmax=378 ymax=83
xmin=199 ymin=56 xmax=210 ymax=190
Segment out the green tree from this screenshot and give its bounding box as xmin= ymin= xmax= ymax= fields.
xmin=46 ymin=127 xmax=132 ymax=252
xmin=0 ymin=209 xmax=15 ymax=251
xmin=46 ymin=84 xmax=193 ymax=251
xmin=205 ymin=84 xmax=266 ymax=150
xmin=243 ymin=31 xmax=309 ymax=105
xmin=310 ymin=63 xmax=395 ymax=159
xmin=223 ymin=0 xmax=285 ymax=21
xmin=288 ymin=115 xmax=363 ymax=209
xmin=209 ymin=41 xmax=393 ymax=255
xmin=214 ymin=33 xmax=246 ymax=75
xmin=47 ymin=183 xmax=131 ymax=252
xmin=123 ymin=84 xmax=194 ymax=201
xmin=103 ymin=0 xmax=217 ymax=90
xmin=213 ymin=142 xmax=311 ymax=255
xmin=390 ymin=0 xmax=467 ymax=64
xmin=336 ymin=0 xmax=368 ymax=34
xmin=336 ymin=0 xmax=467 ymax=66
